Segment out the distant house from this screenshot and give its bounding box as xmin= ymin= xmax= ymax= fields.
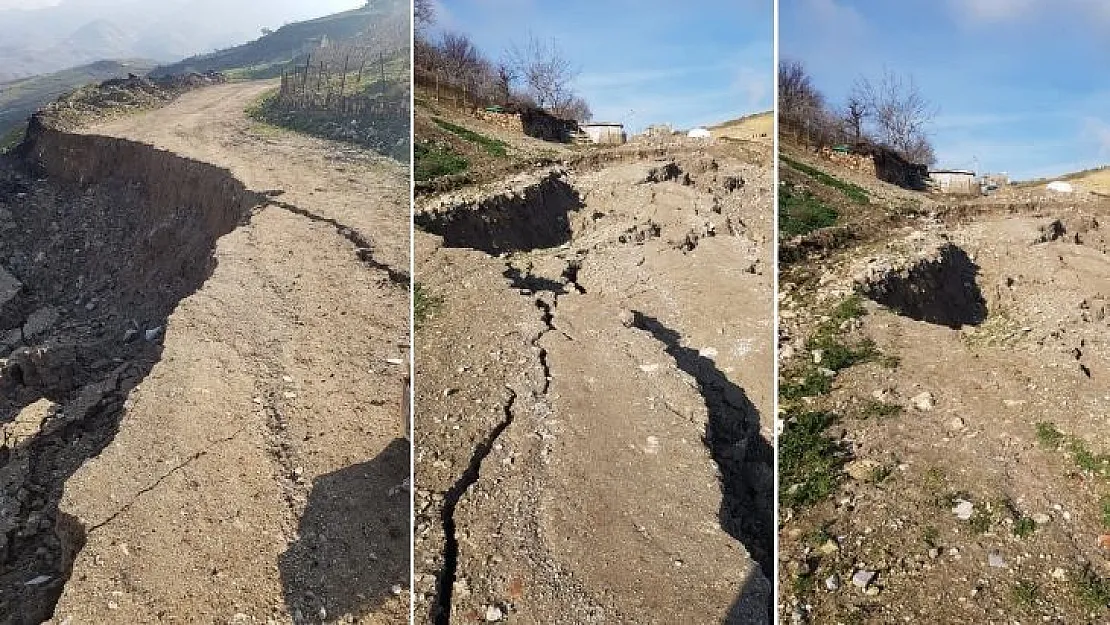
xmin=580 ymin=122 xmax=626 ymax=145
xmin=929 ymin=169 xmax=980 ymax=195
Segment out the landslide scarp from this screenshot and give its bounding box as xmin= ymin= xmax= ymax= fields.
xmin=0 ymin=120 xmax=259 ymax=623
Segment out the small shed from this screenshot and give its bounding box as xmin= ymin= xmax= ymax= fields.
xmin=929 ymin=169 xmax=980 ymax=195
xmin=580 ymin=122 xmax=626 ymax=145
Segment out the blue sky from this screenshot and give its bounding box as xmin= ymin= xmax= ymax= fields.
xmin=430 ymin=0 xmax=772 ymax=132
xmin=782 ymin=0 xmax=1110 ymax=180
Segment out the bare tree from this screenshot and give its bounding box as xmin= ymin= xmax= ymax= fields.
xmin=856 ymin=69 xmax=937 ymax=163
xmin=439 ymin=31 xmax=484 ymax=80
xmin=414 ymin=0 xmax=434 ymax=28
xmin=555 ymin=96 xmax=592 ymax=122
xmin=842 ymin=79 xmax=871 ymax=142
xmin=508 ymin=34 xmax=581 ymax=114
xmin=495 ymin=61 xmax=518 ymax=103
xmin=778 ymin=59 xmax=828 ymax=147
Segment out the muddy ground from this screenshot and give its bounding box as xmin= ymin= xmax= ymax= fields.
xmin=779 ymin=148 xmax=1110 ymax=624
xmin=413 ymin=124 xmax=775 ymax=623
xmin=0 ymin=80 xmax=410 ymax=624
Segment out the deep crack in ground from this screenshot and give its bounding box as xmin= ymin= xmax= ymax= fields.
xmin=264 ymin=198 xmax=410 ymax=285
xmin=433 ymin=389 xmax=517 ymax=625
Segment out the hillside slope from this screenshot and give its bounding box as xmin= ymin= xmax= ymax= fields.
xmin=153 ymin=0 xmax=406 ymax=79
xmin=0 ymin=59 xmax=157 ymax=141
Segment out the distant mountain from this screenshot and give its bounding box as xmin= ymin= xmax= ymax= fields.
xmin=0 ymin=0 xmax=367 ymax=82
xmin=153 ymin=0 xmax=408 ymax=78
xmin=0 ymin=58 xmax=157 ymax=141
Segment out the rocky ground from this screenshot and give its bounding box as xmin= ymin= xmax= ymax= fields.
xmin=778 ymin=148 xmax=1110 ymax=624
xmin=0 ymin=80 xmax=410 ymax=623
xmin=413 ymin=118 xmax=775 ymax=623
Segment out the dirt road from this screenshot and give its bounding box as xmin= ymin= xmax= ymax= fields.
xmin=413 ymin=139 xmax=775 ymax=623
xmin=2 ymin=80 xmax=410 ymax=623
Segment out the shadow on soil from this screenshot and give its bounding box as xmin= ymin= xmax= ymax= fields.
xmin=279 ymin=437 xmax=409 ymax=622
xmin=414 ymin=172 xmax=584 ymax=255
xmin=631 ymin=311 xmax=773 ymax=623
xmin=860 ymin=243 xmax=987 ymax=328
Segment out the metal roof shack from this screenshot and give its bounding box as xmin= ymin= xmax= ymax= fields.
xmin=579 ymin=122 xmax=626 ymax=145
xmin=929 ymin=169 xmax=980 ymax=195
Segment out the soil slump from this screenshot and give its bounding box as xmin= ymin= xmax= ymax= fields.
xmin=414 ymin=170 xmax=584 ymax=254
xmin=860 ymin=243 xmax=987 ymax=328
xmin=0 ymin=126 xmax=258 ymax=623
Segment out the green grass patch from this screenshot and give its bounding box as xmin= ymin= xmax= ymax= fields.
xmin=782 ymin=154 xmax=870 ymax=204
xmin=432 ymin=117 xmax=508 ymax=157
xmin=415 ymin=142 xmax=469 ymax=181
xmin=830 ymin=294 xmax=867 ymax=323
xmin=859 ymin=399 xmax=903 ymax=420
xmin=780 ymin=369 xmax=832 ymax=401
xmin=780 ymin=410 xmax=844 ymax=509
xmin=921 ymin=525 xmax=940 ymax=548
xmin=1036 ymin=422 xmax=1065 ymax=448
xmin=969 ymin=505 xmax=993 ymax=533
xmin=1011 ymin=580 xmax=1039 ymax=607
xmin=1072 ymin=567 xmax=1110 ymax=610
xmin=1036 ymin=422 xmax=1110 ymax=477
xmin=1013 ymin=516 xmax=1037 ymax=538
xmin=0 ymin=123 xmax=27 ymax=154
xmin=779 ymin=181 xmax=838 ymax=238
xmin=414 ymin=282 xmax=443 ymax=329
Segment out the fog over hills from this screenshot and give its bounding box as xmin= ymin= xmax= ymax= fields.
xmin=0 ymin=0 xmax=364 ymax=81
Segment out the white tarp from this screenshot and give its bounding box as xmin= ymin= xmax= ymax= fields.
xmin=687 ymin=127 xmax=711 ymax=139
xmin=1046 ymin=181 xmax=1074 ymax=193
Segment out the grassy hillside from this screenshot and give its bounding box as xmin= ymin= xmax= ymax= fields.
xmin=152 ymin=0 xmax=406 ymax=79
xmin=1017 ymin=165 xmax=1110 ymax=194
xmin=710 ymin=110 xmax=773 ymax=143
xmin=0 ymin=58 xmax=156 ymax=142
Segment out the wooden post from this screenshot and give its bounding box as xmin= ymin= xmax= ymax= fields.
xmin=380 ymin=51 xmax=385 ymax=82
xmin=339 ymin=53 xmax=349 ymax=102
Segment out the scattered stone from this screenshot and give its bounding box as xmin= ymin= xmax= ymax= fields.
xmin=852 ymin=570 xmax=876 ymax=588
xmin=910 ymin=391 xmax=935 ymax=411
xmin=485 ymin=605 xmax=504 ymax=622
xmin=947 ymin=416 xmax=966 ymax=431
xmin=953 ymin=499 xmax=974 ymax=521
xmin=391 ymin=584 xmax=403 ymax=596
xmin=1033 ymin=513 xmax=1051 ymax=525
xmin=845 ymin=458 xmax=882 ymax=481
xmin=1052 ymin=567 xmax=1067 ymax=580
xmin=0 ymin=266 xmax=21 ymax=309
xmin=144 ymin=326 xmax=164 ymax=342
xmin=825 ymin=574 xmax=840 ymax=591
xmin=988 ymin=552 xmax=1005 ymax=568
xmin=22 ymin=306 xmax=59 ymax=339
xmin=24 ymin=575 xmax=52 ymax=586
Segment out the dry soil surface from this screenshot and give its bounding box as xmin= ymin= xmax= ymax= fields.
xmin=414 ymin=136 xmax=775 ymax=624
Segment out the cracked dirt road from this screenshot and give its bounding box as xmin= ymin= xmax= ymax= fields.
xmin=9 ymin=80 xmax=412 ymax=623
xmin=413 ymin=144 xmax=775 ymax=624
